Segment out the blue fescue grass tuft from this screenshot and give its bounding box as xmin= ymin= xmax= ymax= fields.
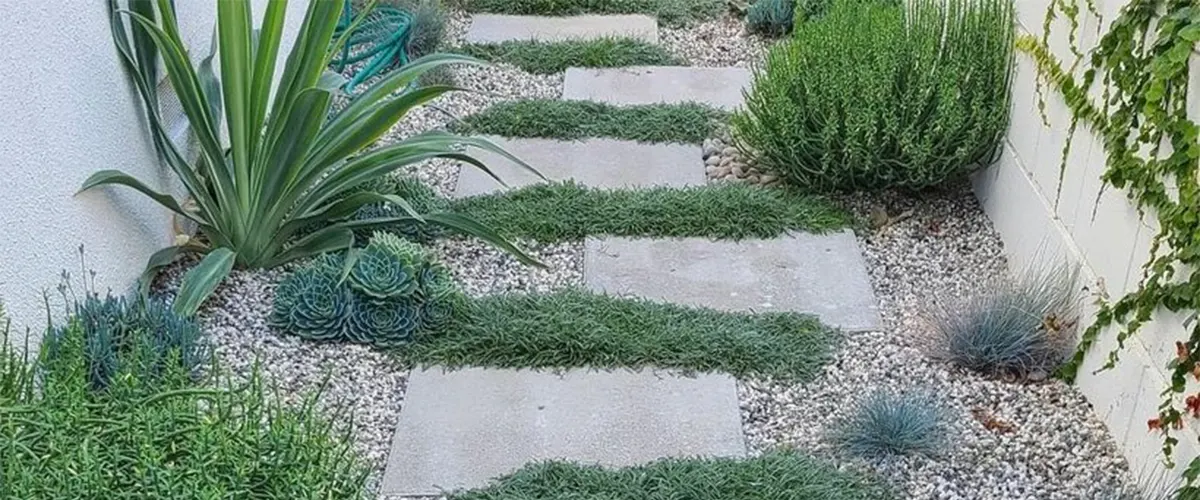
xmin=832 ymin=389 xmax=945 ymax=459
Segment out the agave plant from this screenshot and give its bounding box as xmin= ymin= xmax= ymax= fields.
xmin=90 ymin=0 xmax=539 ymax=316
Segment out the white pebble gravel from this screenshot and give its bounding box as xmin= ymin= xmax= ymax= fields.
xmin=738 ymin=184 xmax=1138 ymax=499
xmin=661 ymin=15 xmax=767 ymax=67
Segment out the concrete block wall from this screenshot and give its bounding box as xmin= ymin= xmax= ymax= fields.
xmin=973 ymin=0 xmax=1200 ymax=482
xmin=0 ymin=1 xmax=306 ymax=340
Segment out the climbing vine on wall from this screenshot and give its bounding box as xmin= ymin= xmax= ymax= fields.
xmin=1020 ymin=0 xmax=1200 ymax=481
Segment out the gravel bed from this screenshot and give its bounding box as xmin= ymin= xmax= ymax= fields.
xmin=738 ymin=184 xmax=1136 ymax=499
xmin=660 ymin=14 xmax=768 ymax=67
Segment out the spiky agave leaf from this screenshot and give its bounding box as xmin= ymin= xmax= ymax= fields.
xmin=347 ymin=297 xmax=421 ymax=346
xmin=273 ymin=256 xmax=354 ymax=341
xmin=348 ymin=232 xmax=426 ymax=299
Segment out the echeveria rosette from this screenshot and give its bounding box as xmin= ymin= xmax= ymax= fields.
xmin=348 ymin=233 xmax=426 ymax=299
xmin=353 ymin=177 xmax=450 ymax=244
xmin=272 ymin=258 xmax=354 ymax=341
xmin=347 ymin=297 xmax=422 ymax=347
xmin=413 ymin=262 xmax=465 ymax=335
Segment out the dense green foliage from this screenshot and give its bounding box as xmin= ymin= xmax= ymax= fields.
xmin=457 ymin=38 xmax=682 ymax=74
xmin=1023 ymin=0 xmax=1200 ymax=481
xmin=455 ymin=0 xmax=724 ymax=26
xmin=732 ymin=0 xmax=1014 ymax=191
xmin=926 ymin=263 xmax=1080 ymax=379
xmin=452 ymin=181 xmax=851 ymax=242
xmin=273 ymin=235 xmax=464 ymax=346
xmin=747 ymin=0 xmax=794 ymax=36
xmin=1 ymin=301 xmax=367 ymax=498
xmin=833 ymin=390 xmax=945 ymax=459
xmin=451 ymin=452 xmax=891 ymax=500
xmin=94 ymin=0 xmax=535 ymax=316
xmin=451 ymin=99 xmax=725 ymax=144
xmin=396 ymin=288 xmax=836 ymax=380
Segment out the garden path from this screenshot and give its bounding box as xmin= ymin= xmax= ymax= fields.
xmin=380 ymin=14 xmax=879 ymax=497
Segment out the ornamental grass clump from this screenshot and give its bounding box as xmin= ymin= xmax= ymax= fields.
xmin=273 ymin=233 xmax=464 ymax=346
xmin=747 ymin=0 xmax=794 ymax=36
xmin=732 ymin=0 xmax=1014 ymax=191
xmin=925 ymin=262 xmax=1081 ymax=380
xmin=88 ymin=0 xmax=537 ymax=318
xmin=832 ymin=389 xmax=945 ymax=459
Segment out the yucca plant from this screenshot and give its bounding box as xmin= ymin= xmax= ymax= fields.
xmin=88 ymin=0 xmax=539 ymax=316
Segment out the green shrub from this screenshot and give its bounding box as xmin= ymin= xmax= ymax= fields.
xmin=832 ymin=389 xmax=945 ymax=459
xmin=451 ymin=99 xmax=726 ymax=144
xmin=272 ymin=234 xmax=464 ymax=346
xmin=450 ymin=452 xmax=891 ymax=499
xmin=733 ymin=0 xmax=1014 ymax=191
xmin=747 ymin=0 xmax=794 ymax=36
xmin=93 ymin=0 xmax=536 ymax=316
xmin=457 ymin=38 xmax=683 ymax=74
xmin=1 ymin=302 xmax=369 ymax=498
xmin=925 ymin=262 xmax=1080 ymax=379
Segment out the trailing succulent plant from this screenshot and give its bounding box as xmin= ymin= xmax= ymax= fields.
xmin=43 ymin=293 xmax=208 ymax=392
xmin=354 ymin=176 xmax=451 ymax=244
xmin=747 ymin=0 xmax=794 ymax=36
xmin=273 ymin=234 xmax=464 ymax=346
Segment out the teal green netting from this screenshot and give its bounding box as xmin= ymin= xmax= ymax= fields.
xmin=331 ymin=1 xmax=415 ymax=93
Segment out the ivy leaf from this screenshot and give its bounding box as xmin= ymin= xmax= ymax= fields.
xmin=1179 ymin=23 xmax=1200 ymax=42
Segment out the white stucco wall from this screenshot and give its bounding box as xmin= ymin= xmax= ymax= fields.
xmin=974 ymin=0 xmax=1200 ymax=483
xmin=0 ymin=1 xmax=307 ymax=339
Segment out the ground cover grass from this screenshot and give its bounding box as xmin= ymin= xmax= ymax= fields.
xmin=395 ymin=288 xmax=837 ymax=380
xmin=0 ymin=298 xmax=367 ymax=498
xmin=449 ymin=99 xmax=725 ymax=144
xmin=450 ymin=181 xmax=852 ymax=243
xmin=457 ymin=38 xmax=682 ymax=74
xmin=449 ymin=452 xmax=891 ymax=500
xmin=454 ymin=0 xmax=725 ymax=26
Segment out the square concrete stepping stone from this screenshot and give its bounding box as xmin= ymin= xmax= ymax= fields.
xmin=465 ymin=14 xmax=659 ymax=44
xmin=455 ymin=136 xmax=703 ymax=198
xmin=584 ymin=232 xmax=882 ymax=331
xmin=562 ymin=66 xmax=753 ymax=109
xmin=380 ymin=367 xmax=746 ymax=496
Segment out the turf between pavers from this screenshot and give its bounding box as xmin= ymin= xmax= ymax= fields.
xmin=451 ymin=181 xmax=851 ymax=243
xmin=395 ymin=288 xmax=837 ymax=381
xmin=458 ymin=38 xmax=683 ymax=74
xmin=448 ymin=452 xmax=891 ymax=500
xmin=449 ymin=99 xmax=725 ymax=144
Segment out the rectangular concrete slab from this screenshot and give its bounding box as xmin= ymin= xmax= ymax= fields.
xmin=381 ymin=368 xmax=746 ymax=496
xmin=465 ymin=14 xmax=658 ymax=44
xmin=455 ymin=136 xmax=703 ymax=197
xmin=585 ymin=232 xmax=882 ymax=331
xmin=562 ymin=66 xmax=753 ymax=109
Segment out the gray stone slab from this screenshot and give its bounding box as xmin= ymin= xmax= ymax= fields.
xmin=585 ymin=232 xmax=882 ymax=331
xmin=465 ymin=14 xmax=659 ymax=44
xmin=454 ymin=136 xmax=703 ymax=198
xmin=381 ymin=368 xmax=746 ymax=496
xmin=562 ymin=66 xmax=753 ymax=109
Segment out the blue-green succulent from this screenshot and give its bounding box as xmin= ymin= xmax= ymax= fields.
xmin=354 ymin=176 xmax=450 ymax=244
xmin=348 ymin=297 xmax=422 ymax=347
xmin=349 ymin=232 xmax=426 ymax=300
xmin=272 ymin=256 xmax=355 ymax=341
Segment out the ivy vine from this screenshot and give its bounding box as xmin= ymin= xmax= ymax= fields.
xmin=1020 ymin=0 xmax=1200 ymax=482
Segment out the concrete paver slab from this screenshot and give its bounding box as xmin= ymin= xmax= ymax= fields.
xmin=584 ymin=232 xmax=882 ymax=331
xmin=562 ymin=66 xmax=753 ymax=109
xmin=465 ymin=14 xmax=658 ymax=44
xmin=380 ymin=367 xmax=746 ymax=496
xmin=454 ymin=136 xmax=703 ymax=198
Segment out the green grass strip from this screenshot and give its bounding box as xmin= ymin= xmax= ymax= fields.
xmin=450 ymin=99 xmax=725 ymax=144
xmin=450 ymin=452 xmax=892 ymax=500
xmin=455 ymin=0 xmax=725 ymax=27
xmin=397 ymin=288 xmax=837 ymax=381
xmin=457 ymin=38 xmax=683 ymax=74
xmin=450 ymin=181 xmax=852 ymax=243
